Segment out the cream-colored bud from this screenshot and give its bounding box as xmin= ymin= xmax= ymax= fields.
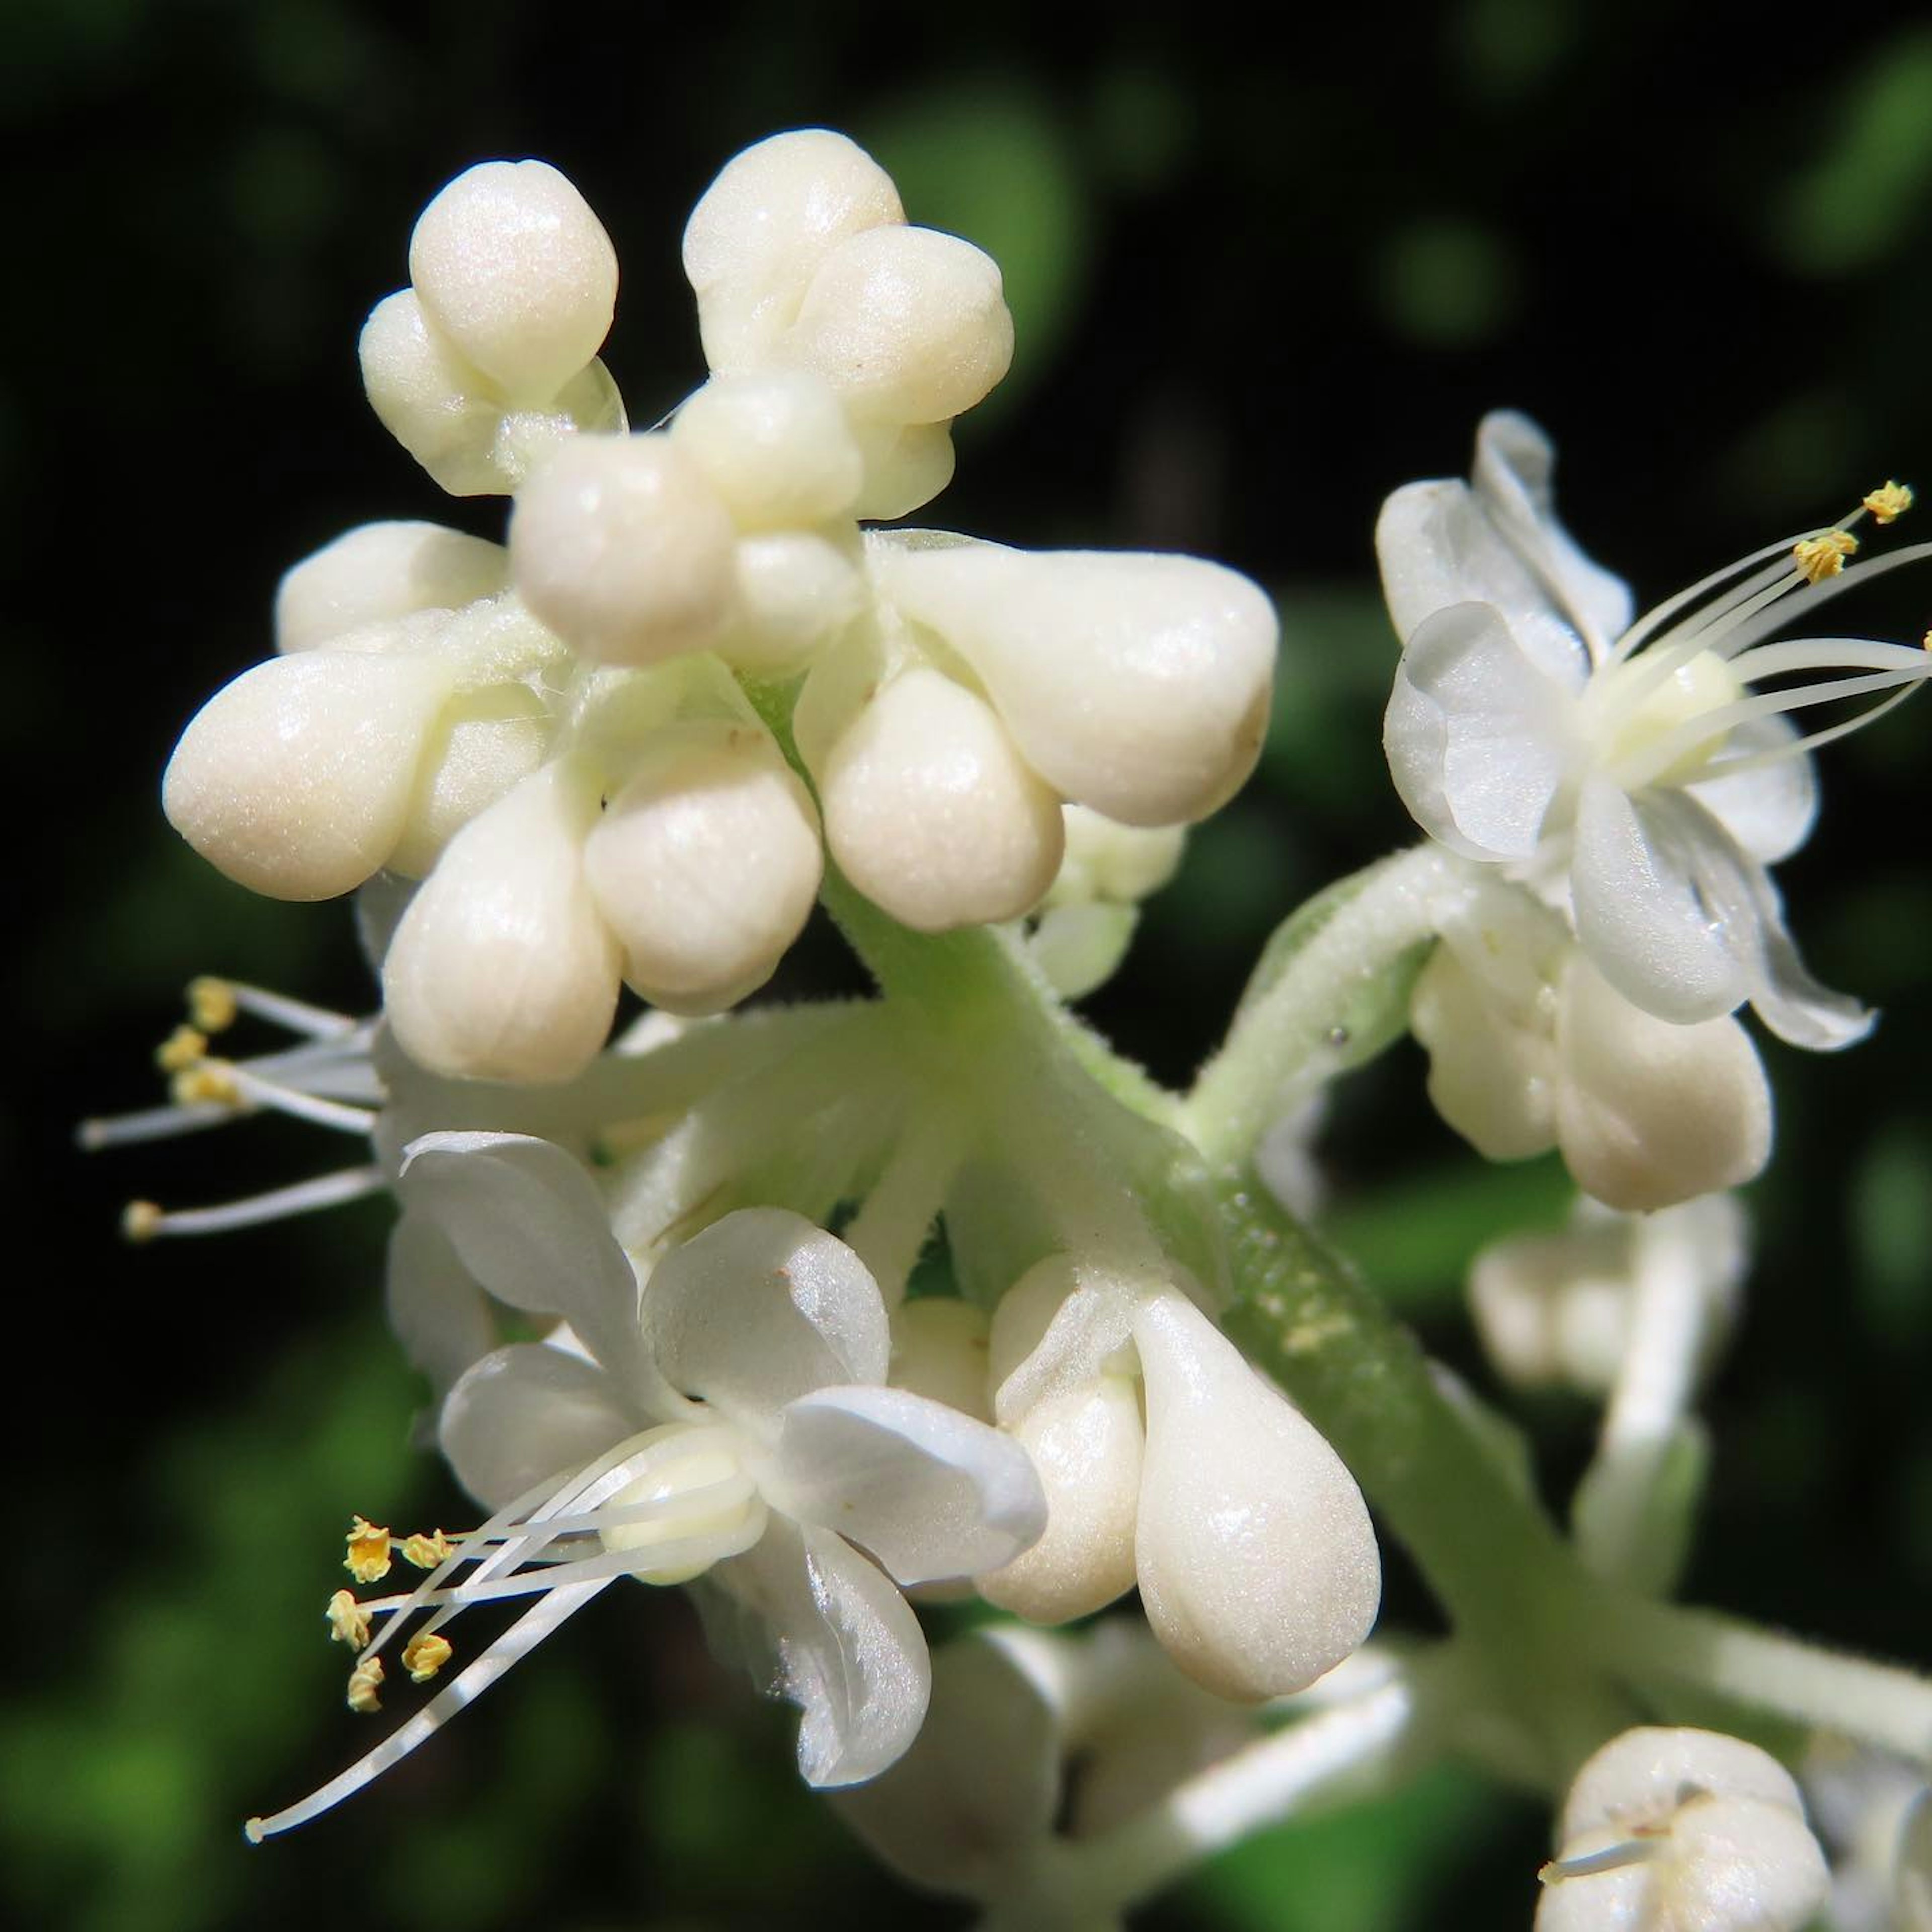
xmin=788 ymin=225 xmax=1013 ymax=426
xmin=164 ymin=650 xmax=456 ymax=901
xmin=1132 ymin=1294 xmax=1379 ymax=1700
xmin=1555 ymin=958 xmax=1772 ymax=1213
xmin=988 ymin=1255 xmax=1082 ymax=1393
xmin=890 ymin=1299 xmax=994 ymax=1421
xmin=1410 ymin=940 xmax=1559 ymax=1162
xmin=978 ymin=1377 xmax=1143 ymax=1624
xmin=408 ymin=160 xmax=617 ymax=400
xmin=849 ymin=420 xmax=957 ymax=521
xmin=509 ymin=434 xmax=738 ymax=666
xmin=388 ymin=680 xmax=554 ymax=876
xmin=383 ymin=760 xmax=620 ymax=1082
xmin=582 ymin=720 xmax=823 ymax=1013
xmin=671 ymin=372 xmax=863 ymax=529
xmin=1051 ymin=806 xmax=1187 ymax=907
xmin=684 ymin=129 xmax=904 ymax=375
xmin=815 ymin=666 xmax=1064 ymax=931
xmin=870 ymin=536 xmax=1277 ymax=827
xmin=275 ymin=521 xmax=509 ymax=653
xmin=714 ymin=529 xmax=866 ymax=674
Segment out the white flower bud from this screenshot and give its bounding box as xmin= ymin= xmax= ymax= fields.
xmin=1132 ymin=1294 xmax=1379 ymax=1700
xmin=1556 ymin=956 xmax=1772 ymax=1213
xmin=582 ymin=719 xmax=823 ymax=1013
xmin=988 ymin=1254 xmax=1083 ymax=1393
xmin=786 ymin=224 xmax=1013 ymax=426
xmin=671 ymin=371 xmax=863 ymax=529
xmin=714 ymin=529 xmax=867 ymax=674
xmin=407 ymin=160 xmax=617 ymax=401
xmin=383 ymin=760 xmax=620 ymax=1082
xmin=813 ymin=665 xmax=1064 ymax=932
xmin=509 ymin=434 xmax=739 ymax=666
xmin=1410 ymin=937 xmax=1558 ymax=1160
xmin=163 ymin=650 xmax=456 ymax=900
xmin=1540 ymin=1727 xmax=1829 ymax=1932
xmin=274 ymin=521 xmax=509 ymax=653
xmin=359 ymin=290 xmax=624 ymax=496
xmin=890 ymin=1299 xmax=994 ymax=1422
xmin=870 ymin=535 xmax=1277 ymax=827
xmin=848 ymin=420 xmax=958 ymax=522
xmin=1050 ymin=805 xmax=1187 ymax=908
xmin=388 ymin=680 xmax=554 ymax=876
xmin=683 ymin=129 xmax=904 ymax=375
xmin=977 ymin=1376 xmax=1144 ymax=1624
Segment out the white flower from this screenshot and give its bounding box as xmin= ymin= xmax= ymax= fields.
xmin=1538 ymin=1726 xmax=1830 ymax=1932
xmin=247 ymin=1147 xmax=1044 ymax=1840
xmin=1381 ymin=411 xmax=1929 ymax=1049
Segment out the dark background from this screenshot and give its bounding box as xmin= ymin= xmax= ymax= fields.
xmin=8 ymin=3 xmax=1932 ymax=1926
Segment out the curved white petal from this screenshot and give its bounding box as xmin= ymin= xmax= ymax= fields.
xmin=385 ymin=1210 xmax=498 ymax=1394
xmin=707 ymin=1516 xmax=931 ymax=1787
xmin=439 ymin=1344 xmax=632 ymax=1509
xmin=1685 ymin=714 xmax=1818 ymax=866
xmin=1385 ymin=601 xmax=1576 ymax=859
xmin=1570 ymin=779 xmax=1751 ymax=1024
xmin=1471 ymin=411 xmax=1634 ymax=659
xmin=772 ymin=1384 xmax=1045 ymax=1585
xmin=397 ymin=1131 xmax=659 ymax=1398
xmin=643 ymin=1208 xmax=890 ymax=1430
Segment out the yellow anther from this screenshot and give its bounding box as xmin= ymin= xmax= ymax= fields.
xmin=1793 ymin=529 xmax=1858 ymax=584
xmin=401 ymin=1633 xmax=453 ymax=1684
xmin=326 ymin=1589 xmax=372 ymax=1651
xmin=187 ymin=976 xmax=238 ymax=1034
xmin=1864 ymin=480 xmax=1913 ymax=525
xmin=401 ymin=1530 xmax=458 ymax=1570
xmin=170 ymin=1060 xmax=240 ymax=1107
xmin=344 ymin=1516 xmax=392 ymax=1584
xmin=346 ymin=1654 xmax=385 ymax=1714
xmin=155 ymin=1025 xmax=209 ymax=1074
xmin=121 ymin=1199 xmax=163 ymax=1243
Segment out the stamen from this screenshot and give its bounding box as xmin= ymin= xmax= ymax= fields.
xmin=187 ymin=976 xmax=238 ymax=1033
xmin=345 ymin=1655 xmax=385 ymax=1715
xmin=1864 ymin=481 xmax=1914 ymax=525
xmin=326 ymin=1591 xmax=372 ymax=1651
xmin=345 ymin=1517 xmax=392 ymax=1584
xmin=1793 ymin=530 xmax=1858 ymax=584
xmin=122 ymin=1200 xmax=164 ymax=1243
xmin=401 ymin=1633 xmax=452 ymax=1683
xmin=221 ymin=1066 xmax=376 ymax=1137
xmin=191 ymin=977 xmax=359 ymax=1041
xmin=1539 ymin=1834 xmax=1666 ymax=1884
xmin=172 ymin=1061 xmax=242 ymax=1107
xmin=155 ymin=1026 xmax=208 ymax=1074
xmin=401 ymin=1530 xmax=458 ymax=1570
xmin=116 ymin=1166 xmax=386 ymax=1237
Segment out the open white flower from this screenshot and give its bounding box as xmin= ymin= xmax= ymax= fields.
xmin=1382 ymin=411 xmax=1930 ymax=1049
xmin=1538 ymin=1726 xmax=1830 ymax=1932
xmin=247 ymin=1146 xmax=1043 ymax=1839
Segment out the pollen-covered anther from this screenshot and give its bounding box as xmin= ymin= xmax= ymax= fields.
xmin=154 ymin=1026 xmax=208 ymax=1074
xmin=345 ymin=1655 xmax=385 ymax=1714
xmin=169 ymin=1060 xmax=240 ymax=1107
xmin=186 ymin=976 xmax=238 ymax=1033
xmin=326 ymin=1590 xmax=373 ymax=1651
xmin=1793 ymin=529 xmax=1858 ymax=583
xmin=401 ymin=1529 xmax=458 ymax=1570
xmin=344 ymin=1516 xmax=392 ymax=1584
xmin=400 ymin=1633 xmax=453 ymax=1684
xmin=1863 ymin=480 xmax=1914 ymax=525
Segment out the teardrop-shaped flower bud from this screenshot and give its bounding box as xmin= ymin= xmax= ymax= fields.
xmin=787 ymin=225 xmax=1013 ymax=427
xmin=813 ymin=666 xmax=1064 ymax=932
xmin=715 ymin=529 xmax=867 ymax=674
xmin=510 ymin=433 xmax=739 ymax=666
xmin=582 ymin=719 xmax=823 ymax=1013
xmin=977 ymin=1376 xmax=1144 ymax=1624
xmin=388 ymin=680 xmax=554 ymax=876
xmin=683 ymin=129 xmax=904 ymax=375
xmin=164 ymin=650 xmax=457 ymax=900
xmin=1132 ymin=1294 xmax=1380 ymax=1700
xmin=890 ymin=1299 xmax=994 ymax=1422
xmin=848 ymin=420 xmax=956 ymax=522
xmin=383 ymin=760 xmax=620 ymax=1082
xmin=275 ymin=521 xmax=509 ymax=654
xmin=870 ymin=536 xmax=1277 ymax=827
xmin=1410 ymin=937 xmax=1559 ymax=1162
xmin=408 ymin=160 xmax=618 ymax=402
xmin=671 ymin=371 xmax=863 ymax=529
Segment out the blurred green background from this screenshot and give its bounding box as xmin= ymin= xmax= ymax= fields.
xmin=9 ymin=2 xmax=1932 ymax=1926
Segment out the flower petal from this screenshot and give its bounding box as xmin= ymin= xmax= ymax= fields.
xmin=1570 ymin=779 xmax=1751 ymax=1025
xmin=1385 ymin=601 xmax=1576 ymax=859
xmin=385 ymin=1210 xmax=498 ymax=1394
xmin=439 ymin=1344 xmax=632 ymax=1508
xmin=772 ymin=1384 xmax=1045 ymax=1584
xmin=706 ymin=1516 xmax=931 ymax=1787
xmin=1684 ymin=713 xmax=1818 ymax=866
xmin=642 ymin=1208 xmax=890 ymax=1429
xmin=396 ymin=1131 xmax=666 ymax=1402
